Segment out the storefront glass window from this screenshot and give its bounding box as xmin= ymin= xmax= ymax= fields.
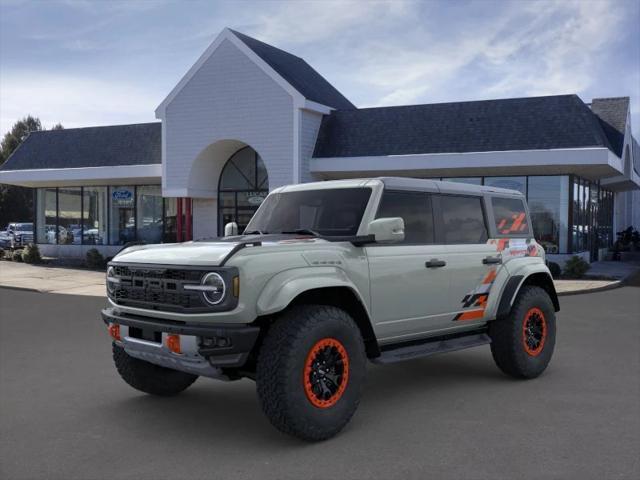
xmin=136 ymin=186 xmax=163 ymax=243
xmin=36 ymin=188 xmax=57 ymax=244
xmin=83 ymin=187 xmax=107 ymax=245
xmin=572 ymin=177 xmax=580 ymax=252
xmin=218 ymin=147 xmax=269 ymax=235
xmin=218 ymin=192 xmax=236 ymax=235
xmin=527 ymin=176 xmax=569 ymax=254
xmin=109 ymin=186 xmax=136 ymax=245
xmin=484 ymin=176 xmax=527 ymax=195
xmin=57 ymin=188 xmax=82 ymax=245
xmin=163 ymin=197 xmax=177 ymax=243
xmin=597 ymin=189 xmax=614 ymax=249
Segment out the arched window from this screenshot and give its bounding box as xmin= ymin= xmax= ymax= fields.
xmin=218 ymin=147 xmax=268 ymax=235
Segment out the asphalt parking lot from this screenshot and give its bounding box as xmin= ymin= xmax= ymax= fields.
xmin=1 ymin=284 xmax=639 ymax=480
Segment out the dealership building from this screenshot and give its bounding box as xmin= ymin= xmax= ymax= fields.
xmin=1 ymin=28 xmax=638 ymax=263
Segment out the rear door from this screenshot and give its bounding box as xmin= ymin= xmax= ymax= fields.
xmin=434 ymin=194 xmax=498 ymax=326
xmin=366 ymin=190 xmax=450 ymax=341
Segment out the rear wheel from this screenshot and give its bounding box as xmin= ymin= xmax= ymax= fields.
xmin=112 ymin=344 xmax=198 ymax=396
xmin=256 ymin=305 xmax=366 ymax=441
xmin=489 ymin=286 xmax=556 ymax=379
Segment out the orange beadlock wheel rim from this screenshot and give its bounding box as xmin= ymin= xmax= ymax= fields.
xmin=522 ymin=307 xmax=547 ymax=357
xmin=303 ymin=338 xmax=350 ymax=408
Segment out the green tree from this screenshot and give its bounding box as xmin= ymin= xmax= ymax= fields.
xmin=0 ymin=116 xmax=62 ymax=227
xmin=0 ymin=115 xmax=42 ymax=164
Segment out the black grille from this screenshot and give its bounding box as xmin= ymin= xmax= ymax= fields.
xmin=110 ymin=265 xmax=209 ymax=313
xmin=112 ymin=265 xmax=201 ymax=282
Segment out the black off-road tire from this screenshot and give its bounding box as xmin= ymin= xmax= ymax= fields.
xmin=256 ymin=305 xmax=367 ymax=441
xmin=489 ymin=285 xmax=556 ymax=379
xmin=112 ymin=343 xmax=198 ymax=396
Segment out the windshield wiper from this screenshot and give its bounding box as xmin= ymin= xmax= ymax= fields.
xmin=281 ymin=228 xmax=321 ymax=237
xmin=243 ymin=230 xmax=267 ymax=235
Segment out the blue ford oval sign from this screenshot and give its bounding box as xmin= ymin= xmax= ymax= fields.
xmin=112 ymin=189 xmax=133 ymax=206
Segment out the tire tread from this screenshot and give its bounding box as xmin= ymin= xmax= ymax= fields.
xmin=112 ymin=343 xmax=197 ymax=396
xmin=256 ymin=304 xmax=365 ymax=441
xmin=489 ymin=285 xmax=556 ymax=379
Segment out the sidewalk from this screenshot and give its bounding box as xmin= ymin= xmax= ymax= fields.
xmin=554 ymin=260 xmax=640 ymax=296
xmin=0 ymin=261 xmax=106 ymax=297
xmin=0 ymin=260 xmax=638 ymax=298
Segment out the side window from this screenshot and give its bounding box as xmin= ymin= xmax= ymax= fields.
xmin=491 ymin=197 xmax=531 ymax=235
xmin=376 ymin=191 xmax=434 ymax=244
xmin=440 ymin=195 xmax=488 ymax=244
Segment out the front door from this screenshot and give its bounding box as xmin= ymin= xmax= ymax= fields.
xmin=366 ymin=190 xmax=451 ymax=342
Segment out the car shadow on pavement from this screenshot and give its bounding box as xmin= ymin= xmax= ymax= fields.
xmin=99 ymin=348 xmax=507 ymax=448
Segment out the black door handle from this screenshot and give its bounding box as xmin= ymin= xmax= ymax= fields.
xmin=483 ymin=256 xmax=502 ymax=265
xmin=426 ymin=259 xmax=446 ymax=268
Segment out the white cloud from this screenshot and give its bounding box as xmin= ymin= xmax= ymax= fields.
xmin=0 ymin=72 xmax=158 ymax=133
xmin=478 ymin=0 xmax=622 ymax=98
xmin=343 ymin=0 xmax=624 ymax=107
xmin=1 ymin=0 xmax=636 ymax=138
xmin=247 ymin=0 xmax=411 ymax=45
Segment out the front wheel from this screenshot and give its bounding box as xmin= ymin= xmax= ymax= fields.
xmin=256 ymin=305 xmax=367 ymax=441
xmin=112 ymin=344 xmax=198 ymax=396
xmin=489 ymin=286 xmax=556 ymax=379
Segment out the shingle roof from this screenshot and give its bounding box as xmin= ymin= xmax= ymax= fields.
xmin=1 ymin=122 xmax=161 ymax=171
xmin=313 ymin=94 xmax=616 ymax=158
xmin=590 ymin=97 xmax=629 ymax=157
xmin=230 ymin=29 xmax=355 ymax=110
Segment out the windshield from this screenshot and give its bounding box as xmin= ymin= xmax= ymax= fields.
xmin=15 ymin=223 xmax=33 ymax=231
xmin=245 ymin=188 xmax=372 ymax=237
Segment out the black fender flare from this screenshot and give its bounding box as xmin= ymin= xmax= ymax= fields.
xmin=496 ymin=272 xmax=559 ymax=320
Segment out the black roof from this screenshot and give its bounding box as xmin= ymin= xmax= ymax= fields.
xmin=1 ymin=122 xmax=161 ymax=171
xmin=314 ymin=94 xmax=616 ymax=158
xmin=230 ymin=29 xmax=355 ymax=110
xmin=590 ymin=97 xmax=629 ymax=157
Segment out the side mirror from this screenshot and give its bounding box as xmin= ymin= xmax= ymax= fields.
xmin=224 ymin=222 xmax=238 ymax=237
xmin=367 ymin=217 xmax=405 ymax=243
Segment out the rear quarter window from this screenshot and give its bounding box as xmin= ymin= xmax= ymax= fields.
xmin=491 ymin=197 xmax=531 ymax=236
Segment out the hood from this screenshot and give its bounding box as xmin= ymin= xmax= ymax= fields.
xmin=113 ymin=241 xmax=238 ymax=266
xmin=112 ymin=235 xmax=328 ymax=266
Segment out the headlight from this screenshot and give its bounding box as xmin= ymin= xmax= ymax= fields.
xmin=185 ymin=272 xmax=226 ymax=305
xmin=106 ymin=266 xmax=118 ymax=295
xmin=200 ymin=272 xmax=226 ymax=305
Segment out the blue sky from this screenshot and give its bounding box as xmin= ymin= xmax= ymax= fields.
xmin=1 ymin=0 xmax=639 ymax=138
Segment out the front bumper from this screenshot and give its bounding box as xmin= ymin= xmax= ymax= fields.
xmin=101 ymin=307 xmax=260 ymax=375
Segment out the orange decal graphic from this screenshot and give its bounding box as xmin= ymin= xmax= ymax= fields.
xmin=498 ymin=213 xmax=528 ymax=234
xmin=455 ymin=309 xmax=485 ymax=321
xmin=453 ymin=267 xmax=497 ymax=321
xmin=483 ymin=269 xmax=497 ymax=284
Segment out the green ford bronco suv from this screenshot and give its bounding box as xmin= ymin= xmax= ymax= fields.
xmin=102 ymin=177 xmax=559 ymax=441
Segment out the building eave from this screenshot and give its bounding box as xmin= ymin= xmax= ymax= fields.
xmin=0 ymin=164 xmax=162 ymax=188
xmin=310 ymin=147 xmax=636 ymax=187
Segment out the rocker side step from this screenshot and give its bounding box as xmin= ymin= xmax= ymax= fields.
xmin=373 ymin=332 xmax=491 ymax=365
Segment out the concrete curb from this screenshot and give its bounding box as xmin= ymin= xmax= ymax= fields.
xmin=0 ymin=285 xmax=41 ymax=294
xmin=0 ymin=285 xmax=106 ymax=297
xmin=556 ymin=280 xmax=622 ymax=297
